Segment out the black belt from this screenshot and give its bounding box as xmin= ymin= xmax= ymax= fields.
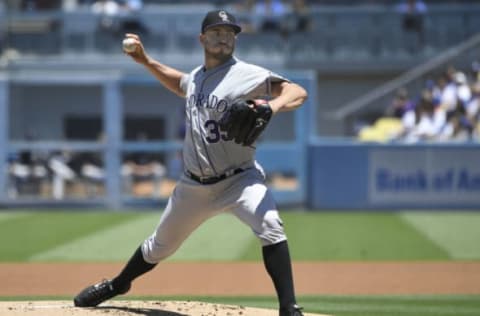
xmin=184 ymin=168 xmax=244 ymax=185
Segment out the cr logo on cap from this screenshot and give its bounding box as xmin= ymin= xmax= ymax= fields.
xmin=219 ymin=11 xmax=229 ymax=22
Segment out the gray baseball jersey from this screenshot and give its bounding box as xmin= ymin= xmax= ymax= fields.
xmin=179 ymin=57 xmax=288 ymax=177
xmin=142 ymin=57 xmax=289 ymax=264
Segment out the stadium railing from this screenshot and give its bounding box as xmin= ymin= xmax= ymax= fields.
xmin=1 ymin=5 xmax=479 ymax=66
xmin=327 ymin=32 xmax=480 ymax=136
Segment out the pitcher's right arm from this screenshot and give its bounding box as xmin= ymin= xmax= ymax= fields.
xmin=123 ymin=33 xmax=186 ymax=98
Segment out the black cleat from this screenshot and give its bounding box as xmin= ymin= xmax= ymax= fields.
xmin=73 ymin=279 xmax=130 ymax=307
xmin=280 ymin=304 xmax=304 ymax=316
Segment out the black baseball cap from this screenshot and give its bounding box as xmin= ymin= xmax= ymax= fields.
xmin=201 ymin=10 xmax=242 ymax=34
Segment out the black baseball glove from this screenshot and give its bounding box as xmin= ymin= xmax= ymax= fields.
xmin=219 ymin=99 xmax=273 ymax=146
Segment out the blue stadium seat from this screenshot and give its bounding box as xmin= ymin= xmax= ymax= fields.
xmin=7 ymin=13 xmax=61 ymax=54
xmin=329 ymin=13 xmax=376 ymax=60
xmin=0 ymin=12 xmax=5 ymax=53
xmin=236 ymin=32 xmax=286 ymax=60
xmin=465 ymin=10 xmax=480 ymax=38
xmin=309 ymin=12 xmax=333 ymax=32
xmin=285 ymin=32 xmax=329 ymax=66
xmin=138 ymin=14 xmax=171 ymax=53
xmin=376 ymin=13 xmax=412 ymax=59
xmin=172 ymin=13 xmax=205 ymax=52
xmin=61 ymin=11 xmax=100 ymax=52
xmin=426 ymin=12 xmax=466 ymax=49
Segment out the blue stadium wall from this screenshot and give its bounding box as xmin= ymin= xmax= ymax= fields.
xmin=307 ymin=141 xmax=480 ymax=210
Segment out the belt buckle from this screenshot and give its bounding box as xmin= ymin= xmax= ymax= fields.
xmin=199 ymin=176 xmax=211 ymax=183
xmin=225 ymin=169 xmax=234 ymax=177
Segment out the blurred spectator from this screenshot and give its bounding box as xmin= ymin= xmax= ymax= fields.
xmin=437 ymin=111 xmax=473 ymax=142
xmin=8 ymin=150 xmax=49 ymax=198
xmin=7 ymin=131 xmax=49 ymax=198
xmin=68 ymin=151 xmax=105 ymax=197
xmin=253 ymin=0 xmax=289 ymax=35
xmin=368 ymin=63 xmax=479 ymax=143
xmin=472 ymin=61 xmax=480 ymax=82
xmin=385 ymin=87 xmax=414 ymax=118
xmin=21 ymin=0 xmax=62 ymax=11
xmin=117 ymin=0 xmax=148 ymax=35
xmin=92 ymin=0 xmax=148 ymax=39
xmin=433 ymin=70 xmax=457 ymax=116
xmin=465 ymin=82 xmax=480 ymax=125
xmin=63 ymin=0 xmax=79 ymax=11
xmin=454 ymin=71 xmax=472 ymax=104
xmin=288 ymin=0 xmax=311 ymax=33
xmin=433 ymin=69 xmax=472 ymax=121
xmin=121 ymin=133 xmax=166 ymax=198
xmin=122 ymin=152 xmax=166 ymax=198
xmin=91 ymin=0 xmax=120 ymax=15
xmin=437 ymin=95 xmax=474 ymax=142
xmin=399 ymin=89 xmax=446 ymax=143
xmin=234 ymin=0 xmax=256 ymax=33
xmin=395 ymin=95 xmax=417 ymax=141
xmin=48 ymin=150 xmax=76 ymax=200
xmin=395 ymin=0 xmax=427 ymax=52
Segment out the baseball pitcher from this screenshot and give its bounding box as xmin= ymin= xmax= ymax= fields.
xmin=74 ymin=9 xmax=308 ymax=316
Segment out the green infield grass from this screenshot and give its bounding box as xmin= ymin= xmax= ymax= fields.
xmin=1 ymin=209 xmax=479 ymax=316
xmin=1 ymin=209 xmax=480 ymax=261
xmin=204 ymin=295 xmax=480 ymax=316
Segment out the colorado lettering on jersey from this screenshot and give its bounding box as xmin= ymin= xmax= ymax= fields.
xmin=187 ymin=93 xmax=228 ymax=113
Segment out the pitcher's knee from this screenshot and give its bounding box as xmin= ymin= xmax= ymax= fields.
xmin=141 ymin=236 xmax=178 ymax=264
xmin=256 ymin=215 xmax=287 ymax=246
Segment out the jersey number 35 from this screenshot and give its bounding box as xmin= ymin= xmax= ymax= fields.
xmin=204 ymin=119 xmax=232 ymax=143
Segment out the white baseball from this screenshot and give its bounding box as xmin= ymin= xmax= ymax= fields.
xmin=122 ymin=38 xmax=137 ymax=53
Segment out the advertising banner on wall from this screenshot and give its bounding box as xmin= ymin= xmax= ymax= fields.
xmin=369 ymin=148 xmax=480 ymax=205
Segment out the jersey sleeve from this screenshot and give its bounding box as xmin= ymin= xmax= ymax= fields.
xmin=266 ymin=70 xmax=290 ymax=83
xmin=256 ymin=71 xmax=290 ymax=99
xmin=179 ymin=73 xmax=190 ymax=95
xmin=235 ymin=63 xmax=290 ymax=100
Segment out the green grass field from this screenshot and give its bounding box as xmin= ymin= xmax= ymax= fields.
xmin=1 ymin=209 xmax=480 ymax=316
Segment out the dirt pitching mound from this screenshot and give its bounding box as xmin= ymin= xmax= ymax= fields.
xmin=0 ymin=301 xmax=330 ymax=316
